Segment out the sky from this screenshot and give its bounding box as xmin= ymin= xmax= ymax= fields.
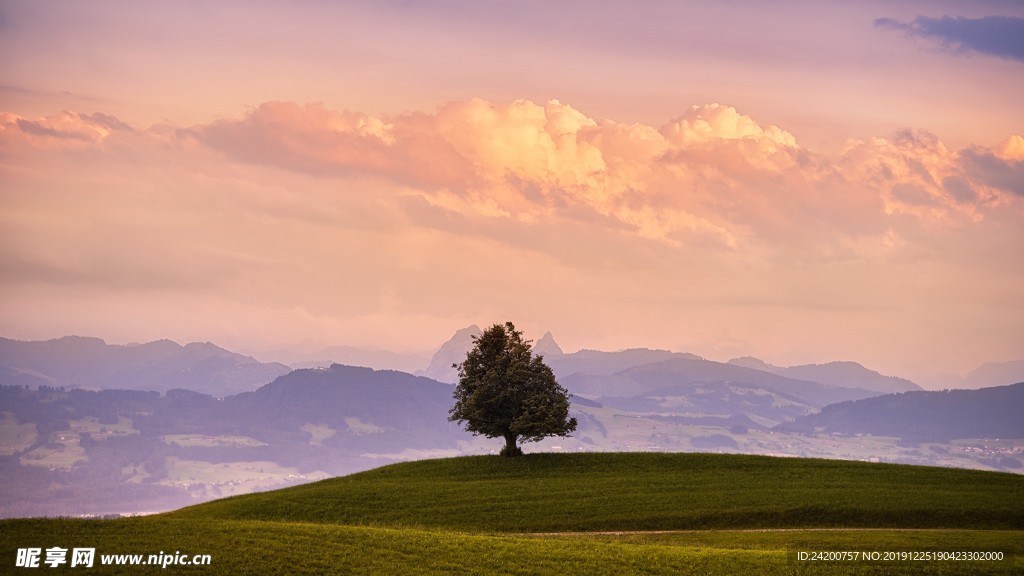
xmin=1 ymin=0 xmax=1023 ymax=387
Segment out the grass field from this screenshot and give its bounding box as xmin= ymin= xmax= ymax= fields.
xmin=0 ymin=412 xmax=37 ymax=456
xmin=18 ymin=442 xmax=86 ymax=470
xmin=69 ymin=417 xmax=137 ymax=441
xmin=2 ymin=453 xmax=1022 ymax=575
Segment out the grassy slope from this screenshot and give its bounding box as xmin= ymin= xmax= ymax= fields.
xmin=170 ymin=452 xmax=1024 ymax=531
xmin=3 ymin=453 xmax=1023 ymax=575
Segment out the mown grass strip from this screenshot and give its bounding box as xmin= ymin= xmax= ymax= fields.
xmin=2 ymin=519 xmax=1021 ymax=576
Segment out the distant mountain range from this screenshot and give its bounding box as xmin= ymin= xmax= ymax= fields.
xmin=727 ymin=357 xmax=921 ymax=394
xmin=418 ymin=328 xmax=920 ymax=395
xmin=0 ymin=365 xmax=467 ymax=517
xmin=413 ymin=328 xmax=916 ymax=419
xmin=964 ymin=360 xmax=1024 ymax=389
xmin=777 ymin=383 xmax=1024 ymax=442
xmin=2 ymin=330 xmax=1022 ymax=518
xmin=223 ymin=365 xmax=464 ymax=454
xmin=0 ymin=336 xmax=290 ymax=396
xmin=271 ymin=345 xmax=430 ymax=374
xmin=568 ymin=356 xmax=877 ymax=408
xmin=416 ymin=325 xmax=483 ymax=383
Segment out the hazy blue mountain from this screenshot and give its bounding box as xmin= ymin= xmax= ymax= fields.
xmin=417 ymin=325 xmax=482 ymax=383
xmin=0 ymin=336 xmax=290 ymax=396
xmin=223 ymin=365 xmax=464 ymax=453
xmin=624 ymin=358 xmax=879 ymax=405
xmin=562 ymin=356 xmax=879 ymax=426
xmin=777 ymin=382 xmax=1024 ymax=442
xmin=964 ymin=360 xmax=1024 ymax=389
xmin=546 ymin=348 xmax=702 ymax=380
xmin=533 ymin=331 xmax=564 ymax=358
xmin=728 ymin=357 xmax=921 ymax=394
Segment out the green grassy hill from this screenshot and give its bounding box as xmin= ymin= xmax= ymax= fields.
xmin=3 ymin=453 xmax=1023 ymax=575
xmin=169 ymin=452 xmax=1024 ymax=531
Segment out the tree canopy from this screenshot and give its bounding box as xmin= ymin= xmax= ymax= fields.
xmin=449 ymin=322 xmax=577 ymax=456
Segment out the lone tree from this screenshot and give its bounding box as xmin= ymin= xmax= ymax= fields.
xmin=449 ymin=322 xmax=577 ymax=457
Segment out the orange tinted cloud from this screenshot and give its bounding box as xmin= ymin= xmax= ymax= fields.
xmin=0 ymin=111 xmax=131 ymax=150
xmin=6 ymin=100 xmax=1021 ymax=252
xmin=187 ymin=98 xmax=1019 ymax=253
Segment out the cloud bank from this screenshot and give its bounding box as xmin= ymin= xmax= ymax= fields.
xmin=4 ymin=99 xmax=1021 ymax=263
xmin=2 ymin=98 xmax=1023 ymax=376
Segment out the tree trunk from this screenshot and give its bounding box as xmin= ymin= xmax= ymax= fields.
xmin=501 ymin=433 xmax=523 ymax=457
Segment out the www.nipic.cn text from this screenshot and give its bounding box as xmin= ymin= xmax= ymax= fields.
xmin=15 ymin=548 xmax=212 ymax=569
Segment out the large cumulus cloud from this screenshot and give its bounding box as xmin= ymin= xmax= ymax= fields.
xmin=172 ymin=98 xmax=1021 ymax=257
xmin=5 ymin=100 xmax=1020 ymax=244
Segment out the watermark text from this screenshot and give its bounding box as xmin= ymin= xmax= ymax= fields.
xmin=16 ymin=548 xmax=211 ymax=569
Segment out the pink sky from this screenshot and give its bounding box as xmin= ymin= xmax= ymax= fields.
xmin=2 ymin=1 xmax=1023 ymax=386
